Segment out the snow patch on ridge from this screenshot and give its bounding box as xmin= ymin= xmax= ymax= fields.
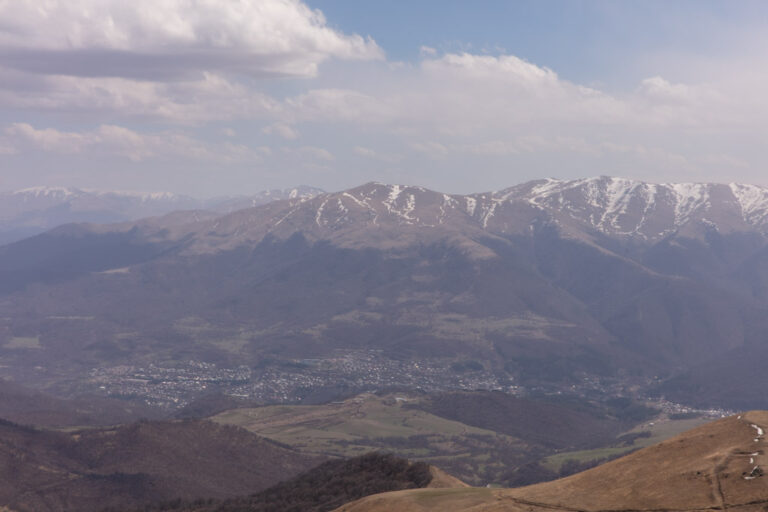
xmin=668 ymin=182 xmax=710 ymax=225
xmin=465 ymin=197 xmax=477 ymax=216
xmin=382 ymin=185 xmax=418 ymax=224
xmin=598 ymin=178 xmax=639 ymax=231
xmin=13 ymin=186 xmax=80 ymax=198
xmin=527 ymin=178 xmax=565 ymax=202
xmin=730 ymin=183 xmax=768 ymax=226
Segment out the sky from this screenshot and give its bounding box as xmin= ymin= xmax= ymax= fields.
xmin=1 ymin=0 xmax=768 ymax=196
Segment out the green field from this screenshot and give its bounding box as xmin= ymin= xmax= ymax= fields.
xmin=4 ymin=336 xmax=41 ymax=349
xmin=212 ymin=393 xmax=530 ymax=485
xmin=213 ymin=393 xmax=505 ymax=456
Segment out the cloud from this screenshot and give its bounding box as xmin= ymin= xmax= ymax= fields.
xmin=410 ymin=141 xmax=449 ymax=158
xmin=0 ymin=71 xmax=280 ymax=124
xmin=275 ymin=53 xmax=629 ymax=133
xmin=0 ymin=0 xmax=383 ymax=80
xmin=285 ymin=88 xmax=394 ymax=124
xmin=4 ymin=123 xmax=95 ymax=154
xmin=296 ymin=146 xmax=334 ymax=162
xmin=638 ymin=76 xmax=694 ymax=103
xmin=2 ymin=123 xmax=262 ymax=163
xmin=354 ymin=146 xmax=401 ymax=163
xmin=419 ymin=46 xmax=437 ymax=57
xmin=263 ymin=123 xmax=300 ymax=140
xmin=2 ymin=10 xmax=768 ymax=193
xmin=422 ymin=52 xmax=559 ymax=87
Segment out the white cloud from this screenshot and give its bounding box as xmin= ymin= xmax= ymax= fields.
xmin=0 ymin=0 xmax=382 ymax=80
xmin=285 ymin=88 xmax=394 ymax=124
xmin=2 ymin=123 xmax=262 ymax=163
xmin=275 ymin=53 xmax=629 ymax=133
xmin=0 ymin=71 xmax=282 ymax=124
xmin=353 ymin=146 xmax=400 ymax=163
xmin=2 ymin=14 xmax=767 ymax=193
xmin=419 ymin=46 xmax=437 ymax=57
xmin=292 ymin=146 xmax=334 ymax=162
xmin=263 ymin=123 xmax=300 ymax=140
xmin=4 ymin=123 xmax=95 ymax=154
xmin=638 ymin=76 xmax=694 ymax=103
xmin=410 ymin=141 xmax=449 ymax=158
xmin=422 ymin=53 xmax=559 ymax=86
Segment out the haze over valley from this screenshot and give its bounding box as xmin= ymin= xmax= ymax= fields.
xmin=4 ymin=1 xmax=768 ymax=510
xmin=2 ymin=176 xmax=768 ymax=413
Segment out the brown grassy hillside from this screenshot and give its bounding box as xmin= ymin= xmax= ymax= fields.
xmin=336 ymin=411 xmax=768 ymax=511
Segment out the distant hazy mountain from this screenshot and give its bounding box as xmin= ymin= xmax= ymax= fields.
xmin=209 ymin=185 xmax=325 ymax=213
xmin=0 ymin=185 xmax=324 ymax=246
xmin=3 ymin=177 xmax=768 ymax=409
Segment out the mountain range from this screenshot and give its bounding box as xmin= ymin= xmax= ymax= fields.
xmin=2 ymin=176 xmax=768 ymax=409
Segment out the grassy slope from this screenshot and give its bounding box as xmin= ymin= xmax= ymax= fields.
xmin=336 ymin=412 xmax=768 ymax=512
xmin=213 ymin=394 xmax=501 ymax=455
xmin=212 ymin=392 xmax=689 ymax=487
xmin=212 ymin=393 xmax=519 ymax=485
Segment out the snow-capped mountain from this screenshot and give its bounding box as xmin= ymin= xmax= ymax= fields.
xmin=175 ymin=177 xmax=768 ymax=255
xmin=504 ymin=176 xmax=768 ymax=239
xmin=8 ymin=177 xmax=765 ymax=249
xmin=6 ymin=177 xmax=768 ymax=411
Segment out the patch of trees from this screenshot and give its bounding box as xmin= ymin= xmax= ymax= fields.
xmin=669 ymin=412 xmax=701 ymax=420
xmin=603 ymin=397 xmax=656 ymax=422
xmin=125 ymin=452 xmax=433 ymax=512
xmin=614 ymin=430 xmax=652 ymax=446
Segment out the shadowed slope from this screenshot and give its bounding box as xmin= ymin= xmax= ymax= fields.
xmin=0 ymin=419 xmax=320 ymax=512
xmin=130 ymin=453 xmax=467 ymax=512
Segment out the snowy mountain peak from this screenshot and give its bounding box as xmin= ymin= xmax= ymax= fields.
xmin=295 ymin=177 xmax=768 ymax=240
xmin=501 ymin=176 xmax=768 ymax=238
xmin=728 ymin=183 xmax=768 ymax=225
xmin=13 ymin=186 xmax=83 ymax=199
xmin=10 ymin=186 xmax=186 ymax=202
